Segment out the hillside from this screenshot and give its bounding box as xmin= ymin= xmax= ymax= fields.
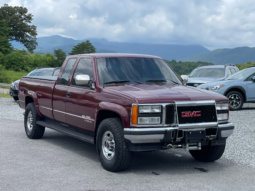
xmin=182 ymin=47 xmax=255 ymax=65
xmin=12 ymin=35 xmax=210 ymax=60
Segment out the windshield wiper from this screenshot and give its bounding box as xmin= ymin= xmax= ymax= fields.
xmin=146 ymin=79 xmax=179 ymax=84
xmin=146 ymin=79 xmax=167 ymax=83
xmin=103 ymin=80 xmax=130 ymax=87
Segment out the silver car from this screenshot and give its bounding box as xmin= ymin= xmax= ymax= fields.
xmin=181 ymin=64 xmax=239 ymax=87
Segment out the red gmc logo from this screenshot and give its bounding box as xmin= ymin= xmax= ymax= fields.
xmin=182 ymin=111 xmax=201 ymax=117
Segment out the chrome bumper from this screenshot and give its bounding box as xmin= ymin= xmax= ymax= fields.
xmin=124 ymin=123 xmax=234 ymax=144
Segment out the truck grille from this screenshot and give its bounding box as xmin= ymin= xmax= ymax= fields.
xmin=165 ymin=105 xmax=175 ymax=124
xmin=177 ymin=105 xmax=217 ymax=124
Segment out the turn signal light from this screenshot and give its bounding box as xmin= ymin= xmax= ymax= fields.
xmin=131 ymin=105 xmax=138 ymax=125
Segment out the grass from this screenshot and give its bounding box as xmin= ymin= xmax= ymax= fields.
xmin=0 ymin=93 xmax=12 ymax=98
xmin=0 ymin=86 xmax=11 ymax=89
xmin=0 ymin=70 xmax=28 ymax=84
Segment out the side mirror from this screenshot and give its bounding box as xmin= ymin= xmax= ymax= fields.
xmin=252 ymin=76 xmax=255 ymax=83
xmin=75 ymin=75 xmax=90 ymax=85
xmin=181 ymin=75 xmax=188 ymax=85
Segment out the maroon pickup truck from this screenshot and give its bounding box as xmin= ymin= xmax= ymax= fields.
xmin=18 ymin=53 xmax=234 ymax=172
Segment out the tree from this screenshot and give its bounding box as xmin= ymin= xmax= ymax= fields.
xmin=0 ymin=4 xmax=37 ymax=52
xmin=0 ymin=20 xmax=13 ymax=54
xmin=69 ymin=40 xmax=96 ymax=55
xmin=54 ymin=48 xmax=66 ymax=67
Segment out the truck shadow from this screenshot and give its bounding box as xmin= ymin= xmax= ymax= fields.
xmin=42 ymin=129 xmax=232 ymax=175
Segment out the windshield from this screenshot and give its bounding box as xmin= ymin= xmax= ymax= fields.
xmin=226 ymin=69 xmax=255 ymax=80
xmin=189 ymin=68 xmax=225 ymax=78
xmin=97 ymin=57 xmax=181 ymax=86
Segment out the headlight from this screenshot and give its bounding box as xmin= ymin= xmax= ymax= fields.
xmin=216 ymin=103 xmax=229 ymax=121
xmin=139 ymin=105 xmax=161 ymax=113
xmin=138 ymin=117 xmax=160 ymax=124
xmin=209 ymin=85 xmax=224 ymax=90
xmin=216 ymin=103 xmax=228 ymax=110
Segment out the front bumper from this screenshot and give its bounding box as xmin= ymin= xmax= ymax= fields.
xmin=124 ymin=123 xmax=234 ymax=151
xmin=10 ymin=88 xmax=18 ymax=97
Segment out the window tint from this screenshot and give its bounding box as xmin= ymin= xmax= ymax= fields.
xmin=235 ymin=68 xmax=239 ymax=73
xmin=27 ymin=71 xmax=38 ymax=76
xmin=230 ymin=68 xmax=236 ymax=74
xmin=53 ymin=69 xmax=60 ymax=76
xmin=72 ymin=58 xmax=93 ymax=87
xmin=247 ymin=73 xmax=255 ymax=81
xmin=37 ymin=70 xmax=54 ymax=76
xmin=227 ymin=69 xmax=232 ymax=77
xmin=60 ymin=58 xmax=77 ymax=85
xmin=189 ymin=68 xmax=225 ymax=78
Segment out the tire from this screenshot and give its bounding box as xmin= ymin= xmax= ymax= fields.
xmin=189 ymin=145 xmax=225 ymax=162
xmin=13 ymin=96 xmax=18 ymax=101
xmin=24 ymin=103 xmax=45 ymax=139
xmin=226 ymin=91 xmax=244 ymax=110
xmin=96 ymin=118 xmax=131 ymax=172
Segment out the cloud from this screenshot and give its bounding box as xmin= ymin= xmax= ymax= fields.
xmin=2 ymin=0 xmax=255 ymax=49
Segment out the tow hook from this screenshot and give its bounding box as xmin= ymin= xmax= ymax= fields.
xmin=162 ymin=144 xmax=182 ymax=149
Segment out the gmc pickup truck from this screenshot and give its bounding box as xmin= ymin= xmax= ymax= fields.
xmin=18 ymin=53 xmax=234 ymax=172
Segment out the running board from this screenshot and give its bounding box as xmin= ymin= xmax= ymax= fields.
xmin=36 ymin=120 xmax=94 ymax=144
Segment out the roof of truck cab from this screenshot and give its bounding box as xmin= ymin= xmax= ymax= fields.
xmin=66 ymin=53 xmax=161 ymax=59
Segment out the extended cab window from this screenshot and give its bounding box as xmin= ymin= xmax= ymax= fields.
xmin=72 ymin=58 xmax=93 ymax=88
xmin=60 ymin=58 xmax=77 ymax=85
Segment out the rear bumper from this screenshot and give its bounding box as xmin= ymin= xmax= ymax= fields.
xmin=124 ymin=123 xmax=234 ymax=151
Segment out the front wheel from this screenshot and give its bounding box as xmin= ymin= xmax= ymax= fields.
xmin=226 ymin=91 xmax=244 ymax=110
xmin=96 ymin=118 xmax=131 ymax=172
xmin=13 ymin=96 xmax=18 ymax=101
xmin=24 ymin=103 xmax=45 ymax=139
xmin=189 ymin=145 xmax=225 ymax=162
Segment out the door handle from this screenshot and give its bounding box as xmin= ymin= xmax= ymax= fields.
xmin=66 ymin=92 xmax=71 ymax=97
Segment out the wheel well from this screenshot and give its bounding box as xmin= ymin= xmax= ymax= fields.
xmin=25 ymin=96 xmax=34 ymax=107
xmin=94 ymin=110 xmax=122 ymax=143
xmin=225 ymin=88 xmax=246 ymax=102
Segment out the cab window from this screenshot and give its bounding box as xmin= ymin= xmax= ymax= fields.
xmin=72 ymin=58 xmax=93 ymax=88
xmin=60 ymin=58 xmax=77 ymax=85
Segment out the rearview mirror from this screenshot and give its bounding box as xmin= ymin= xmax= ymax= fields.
xmin=181 ymin=75 xmax=188 ymax=85
xmin=75 ymin=75 xmax=90 ymax=85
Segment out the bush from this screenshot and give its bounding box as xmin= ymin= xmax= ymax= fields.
xmin=0 ymin=64 xmax=11 ymax=83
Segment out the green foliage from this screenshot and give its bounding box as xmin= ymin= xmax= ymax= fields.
xmin=0 ymin=64 xmax=11 ymax=83
xmin=69 ymin=40 xmax=96 ymax=55
xmin=236 ymin=61 xmax=255 ymax=70
xmin=0 ymin=50 xmax=58 ymax=73
xmin=0 ymin=4 xmax=37 ymax=52
xmin=165 ymin=60 xmax=214 ymax=75
xmin=54 ymin=48 xmax=66 ymax=67
xmin=0 ymin=20 xmax=13 ymax=54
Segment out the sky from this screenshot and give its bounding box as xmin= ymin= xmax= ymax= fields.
xmin=2 ymin=0 xmax=255 ymax=50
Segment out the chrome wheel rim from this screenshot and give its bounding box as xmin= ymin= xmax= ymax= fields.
xmin=102 ymin=131 xmax=115 ymax=160
xmin=228 ymin=94 xmax=241 ymax=109
xmin=27 ymin=111 xmax=33 ymax=131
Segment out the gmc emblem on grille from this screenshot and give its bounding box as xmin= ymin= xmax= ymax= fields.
xmin=182 ymin=111 xmax=201 ymax=117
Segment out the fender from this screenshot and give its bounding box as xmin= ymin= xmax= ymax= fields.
xmin=96 ymin=102 xmax=130 ymax=128
xmin=25 ymin=91 xmax=43 ymax=118
xmin=224 ymin=86 xmax=247 ymax=100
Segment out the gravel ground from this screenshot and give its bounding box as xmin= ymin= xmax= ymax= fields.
xmin=0 ymin=98 xmax=254 ymax=167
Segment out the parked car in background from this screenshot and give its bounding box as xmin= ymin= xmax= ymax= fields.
xmin=10 ymin=67 xmax=60 ymax=101
xmin=181 ymin=64 xmax=239 ymax=87
xmin=197 ymin=67 xmax=255 ymax=110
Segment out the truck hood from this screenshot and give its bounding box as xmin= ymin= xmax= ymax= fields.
xmin=103 ymin=84 xmax=228 ymax=103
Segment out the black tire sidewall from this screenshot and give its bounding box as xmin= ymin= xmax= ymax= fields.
xmin=24 ymin=103 xmax=38 ymax=138
xmin=226 ymin=91 xmax=244 ymax=110
xmin=97 ymin=122 xmax=118 ymax=169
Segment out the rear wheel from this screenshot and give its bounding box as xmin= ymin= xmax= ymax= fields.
xmin=96 ymin=118 xmax=131 ymax=172
xmin=189 ymin=145 xmax=225 ymax=162
xmin=226 ymin=91 xmax=244 ymax=110
xmin=24 ymin=103 xmax=45 ymax=139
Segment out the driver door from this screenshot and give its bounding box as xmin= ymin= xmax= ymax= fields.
xmin=245 ymin=73 xmax=255 ymax=101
